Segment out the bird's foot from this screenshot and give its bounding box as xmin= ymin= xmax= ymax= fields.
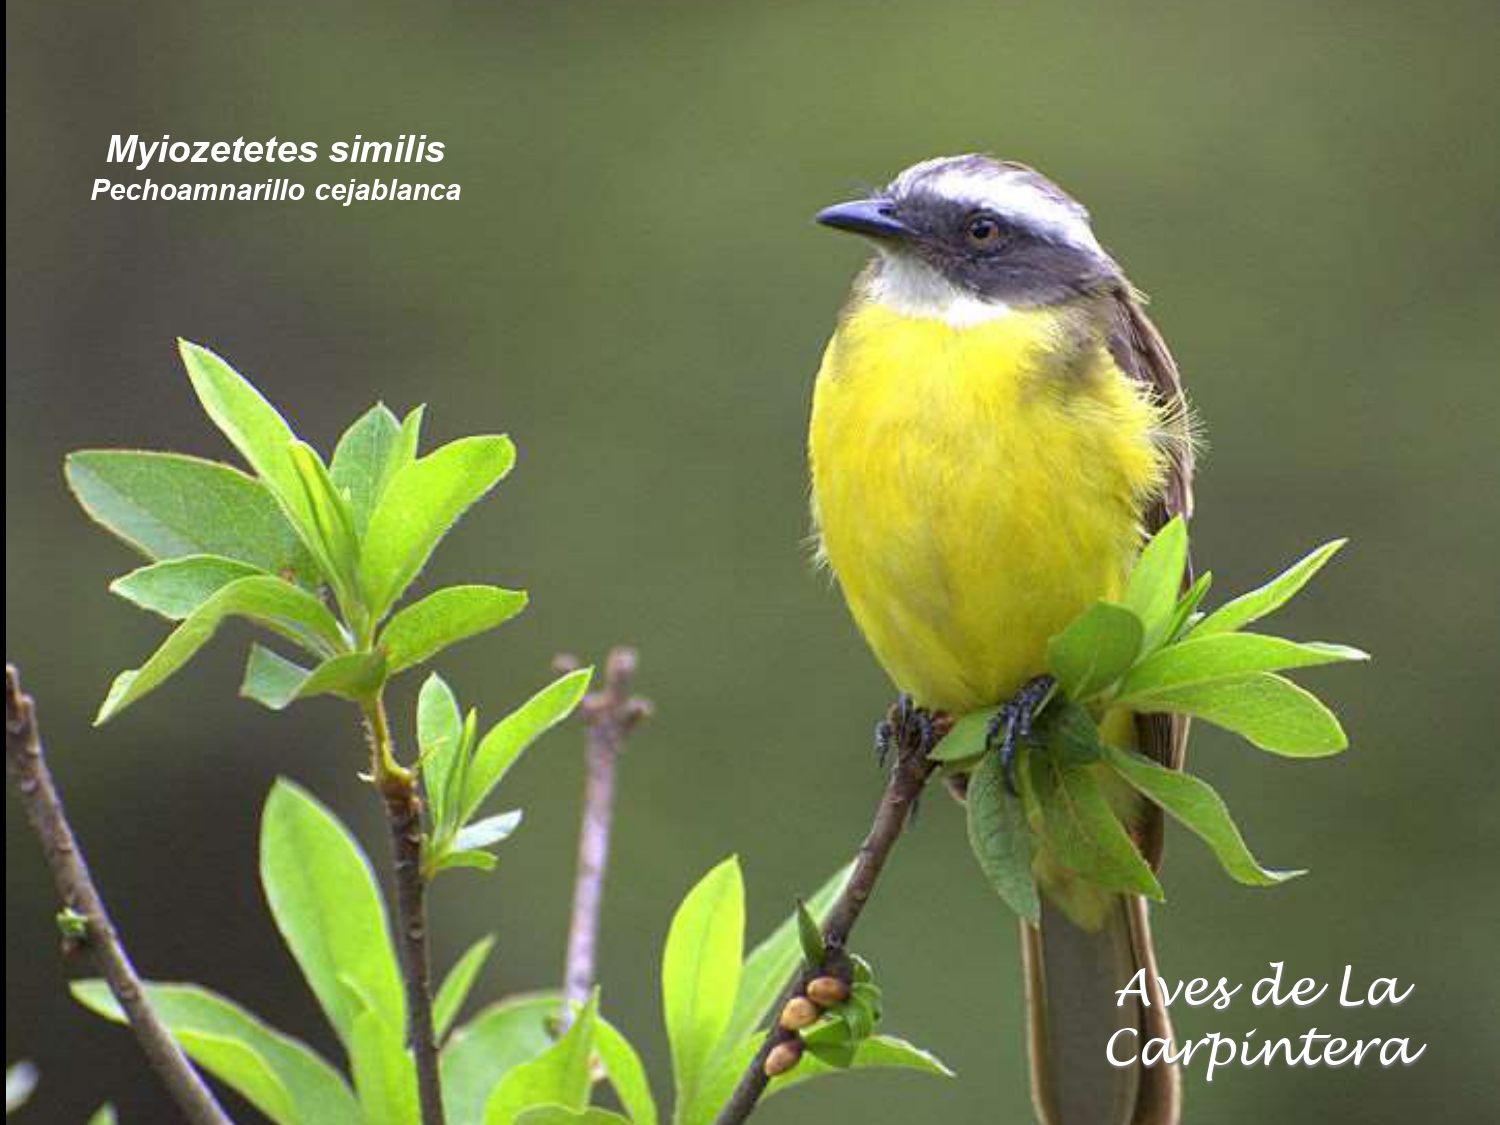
xmin=874 ymin=693 xmax=951 ymax=768
xmin=873 ymin=693 xmax=950 ymax=828
xmin=985 ymin=675 xmax=1057 ymax=796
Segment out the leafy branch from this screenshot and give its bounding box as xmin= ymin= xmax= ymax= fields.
xmin=710 ymin=709 xmax=938 ymax=1125
xmin=35 ymin=338 xmax=955 ymax=1124
xmin=5 ymin=666 xmax=237 ymax=1125
xmin=932 ymin=518 xmax=1367 ymax=920
xmin=64 ymin=341 xmax=593 ymax=1125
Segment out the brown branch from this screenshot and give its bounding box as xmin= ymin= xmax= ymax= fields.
xmin=4 ymin=665 xmax=237 ymax=1125
xmin=711 ymin=713 xmax=938 ymax=1125
xmin=366 ymin=699 xmax=446 ymax=1125
xmin=557 ymin=646 xmax=652 ymax=1027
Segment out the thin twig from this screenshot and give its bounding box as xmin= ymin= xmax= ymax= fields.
xmin=365 ymin=699 xmax=446 ymax=1125
xmin=557 ymin=646 xmax=652 ymax=1027
xmin=4 ymin=665 xmax=237 ymax=1125
xmin=711 ymin=713 xmax=937 ymax=1125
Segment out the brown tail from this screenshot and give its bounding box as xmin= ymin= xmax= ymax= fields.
xmin=1022 ymin=895 xmax=1180 ymax=1125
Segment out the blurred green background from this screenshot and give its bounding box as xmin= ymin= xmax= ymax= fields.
xmin=7 ymin=1 xmax=1498 ymax=1122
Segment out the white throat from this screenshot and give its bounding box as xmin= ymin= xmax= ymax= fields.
xmin=865 ymin=253 xmax=1015 ymax=327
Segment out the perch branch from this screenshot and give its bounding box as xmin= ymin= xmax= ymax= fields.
xmin=557 ymin=646 xmax=653 ymax=1027
xmin=4 ymin=665 xmax=237 ymax=1125
xmin=711 ymin=710 xmax=938 ymax=1125
xmin=365 ymin=698 xmax=446 ymax=1125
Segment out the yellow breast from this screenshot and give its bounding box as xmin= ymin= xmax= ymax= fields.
xmin=809 ymin=299 xmax=1166 ymax=714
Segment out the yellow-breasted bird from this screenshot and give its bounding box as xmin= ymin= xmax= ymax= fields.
xmin=808 ymin=155 xmax=1194 ymax=1125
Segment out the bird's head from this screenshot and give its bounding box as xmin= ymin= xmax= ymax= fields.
xmin=817 ymin=155 xmax=1122 ymax=320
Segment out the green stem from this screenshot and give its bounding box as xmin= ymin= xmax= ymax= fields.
xmin=364 ymin=694 xmax=411 ymax=796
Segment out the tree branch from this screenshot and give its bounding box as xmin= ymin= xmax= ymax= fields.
xmin=712 ymin=712 xmax=938 ymax=1125
xmin=557 ymin=646 xmax=652 ymax=1027
xmin=365 ymin=698 xmax=446 ymax=1125
xmin=4 ymin=665 xmax=237 ymax=1125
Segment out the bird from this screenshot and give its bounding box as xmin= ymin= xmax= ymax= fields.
xmin=807 ymin=154 xmax=1194 ymax=1125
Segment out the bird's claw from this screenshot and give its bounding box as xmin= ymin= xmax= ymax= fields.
xmin=874 ymin=693 xmax=911 ymax=768
xmin=986 ymin=675 xmax=1057 ymax=796
xmin=874 ymin=693 xmax=949 ymax=768
xmin=872 ymin=693 xmax=951 ymax=828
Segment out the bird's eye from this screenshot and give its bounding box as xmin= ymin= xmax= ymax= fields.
xmin=965 ymin=213 xmax=1005 ymax=248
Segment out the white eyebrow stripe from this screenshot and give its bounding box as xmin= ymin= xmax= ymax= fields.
xmin=893 ymin=157 xmax=1104 ymax=255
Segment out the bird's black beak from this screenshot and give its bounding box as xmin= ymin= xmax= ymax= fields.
xmin=815 ymin=199 xmax=912 ymax=240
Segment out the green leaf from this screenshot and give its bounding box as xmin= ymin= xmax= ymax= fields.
xmin=312 ymin=650 xmax=388 ymax=698
xmin=517 ymin=1111 xmax=632 ymax=1125
xmin=359 ymin=434 xmax=517 ymax=619
xmin=418 ymin=673 xmax=465 ymax=838
xmin=241 ymin=645 xmax=313 ymax=710
xmin=688 ymin=1034 xmax=952 ymax=1125
xmin=1101 ymin=745 xmax=1304 ymax=886
xmin=796 ymin=900 xmax=826 ymax=968
xmin=849 ymin=981 xmax=883 ymax=1027
xmin=56 ymin=906 xmax=88 ymax=939
xmin=1046 ymin=602 xmax=1144 ymax=701
xmin=662 ymin=857 xmax=744 ymax=1110
xmin=86 ymin=1105 xmax=118 ymax=1125
xmin=441 ymin=993 xmax=559 ymax=1125
xmin=450 ymin=706 xmax=479 ymax=816
xmin=302 ymin=650 xmax=388 ymax=703
xmin=243 ymin=648 xmax=388 ymax=711
xmin=680 ymin=865 xmax=852 ymax=1124
xmin=72 ymin=979 xmax=361 ymax=1125
xmin=1031 ymin=757 xmax=1163 ymax=899
xmin=96 ymin=575 xmax=346 ymax=724
xmin=1125 ymin=672 xmax=1348 ymax=756
xmin=260 ymin=780 xmax=405 ymax=1052
xmin=801 ymin=1020 xmax=857 ymax=1069
xmin=926 ymin=708 xmax=991 ymax=765
xmin=719 ymin=862 xmax=851 ymax=1062
xmin=381 ymin=585 xmax=528 ymax=673
xmin=1163 ymin=571 xmax=1213 ymax=644
xmin=1122 ymin=515 xmax=1189 ymax=651
xmin=453 ymin=810 xmax=524 ymax=852
xmin=396 ymin=405 xmax=426 ymax=464
xmin=596 ymin=1016 xmax=660 ymax=1125
xmin=1041 ymin=703 xmax=1105 ymax=767
xmin=289 ymin=441 xmax=363 ymax=608
xmin=178 ymin=1032 xmax=296 ymax=1124
xmin=965 ymin=748 xmax=1040 ymax=921
xmin=1192 ymin=539 xmax=1347 ymax=638
xmin=482 ymin=993 xmax=598 ymax=1125
xmin=431 ymin=848 xmax=499 ymax=874
xmin=838 ymin=988 xmax=877 ymax=1041
xmin=774 ymin=1033 xmax=953 ymax=1089
xmin=347 ymin=988 xmax=418 ymax=1125
xmin=66 ymin=450 xmax=315 ymax=582
xmin=1117 ymin=634 xmax=1368 ymax=702
xmin=436 ymin=936 xmax=498 ymax=1042
xmin=417 ymin=673 xmax=464 ymax=761
xmin=110 ymin=555 xmax=267 ymax=619
xmin=178 ymin=340 xmax=308 ymax=527
xmin=330 ymin=404 xmax=405 ymax=536
xmin=460 ymin=669 xmax=592 ymax=826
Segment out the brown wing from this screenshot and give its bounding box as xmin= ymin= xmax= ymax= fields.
xmin=1107 ymin=285 xmax=1195 ymax=872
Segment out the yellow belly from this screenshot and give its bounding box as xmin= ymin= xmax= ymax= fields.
xmin=809 ymin=300 xmax=1166 ymax=715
